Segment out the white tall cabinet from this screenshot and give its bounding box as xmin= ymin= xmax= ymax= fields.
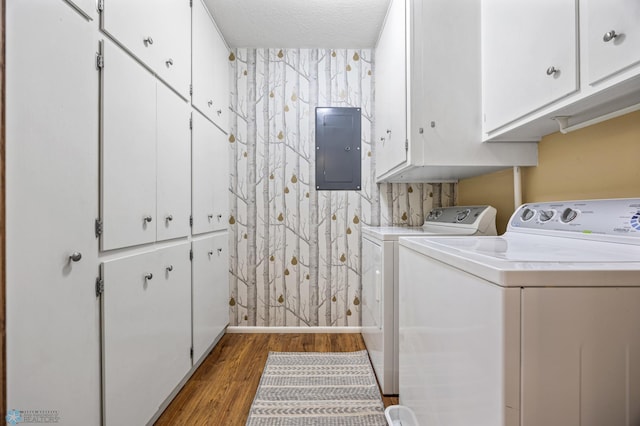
xmin=6 ymin=0 xmax=230 ymax=424
xmin=374 ymin=0 xmax=538 ymax=183
xmin=6 ymin=1 xmax=101 ymax=424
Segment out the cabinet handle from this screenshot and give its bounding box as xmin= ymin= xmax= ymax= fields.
xmin=69 ymin=252 xmax=82 ymax=262
xmin=166 ymin=58 xmax=174 ymax=66
xmin=143 ymin=36 xmax=154 ymax=46
xmin=143 ymin=215 xmax=153 ymax=223
xmin=546 ymin=66 xmax=559 ymax=76
xmin=145 ymin=273 xmax=153 ymax=280
xmin=603 ymin=30 xmax=618 ymax=43
xmin=166 ymin=265 xmax=173 ymax=272
xmin=208 ymin=100 xmax=213 ymax=107
xmin=165 ymin=214 xmax=173 ymax=222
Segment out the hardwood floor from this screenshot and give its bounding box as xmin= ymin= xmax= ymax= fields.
xmin=155 ymin=333 xmax=399 ymax=425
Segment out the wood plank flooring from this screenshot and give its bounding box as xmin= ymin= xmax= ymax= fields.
xmin=155 ymin=333 xmax=399 ymax=425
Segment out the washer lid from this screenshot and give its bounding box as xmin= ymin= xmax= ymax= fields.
xmin=362 ymin=226 xmax=479 ymax=241
xmin=399 ymin=234 xmax=640 ymax=287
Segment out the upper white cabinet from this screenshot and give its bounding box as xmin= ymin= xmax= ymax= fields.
xmin=100 ymin=0 xmax=191 ymax=98
xmin=192 ymin=111 xmax=229 ymax=235
xmin=375 ymin=0 xmax=408 ymax=178
xmin=585 ymin=0 xmax=640 ymax=85
xmin=375 ymin=0 xmax=538 ymax=183
xmin=482 ymin=0 xmax=578 ymax=133
xmin=6 ymin=1 xmax=101 ymax=423
xmin=101 ymin=39 xmax=191 ymax=250
xmin=482 ymin=0 xmax=640 ymax=141
xmin=192 ymin=0 xmax=229 ymax=130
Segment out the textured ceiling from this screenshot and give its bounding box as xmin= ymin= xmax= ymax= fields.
xmin=203 ymin=0 xmax=391 ymax=48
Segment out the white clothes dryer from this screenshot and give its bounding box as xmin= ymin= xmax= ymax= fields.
xmin=398 ymin=198 xmax=640 ymax=426
xmin=361 ymin=205 xmax=497 ymax=395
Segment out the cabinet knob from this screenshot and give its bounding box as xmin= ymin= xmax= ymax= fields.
xmin=218 ymin=248 xmax=223 ymax=255
xmin=418 ymin=128 xmax=424 ymax=134
xmin=345 ymin=146 xmax=351 ymax=151
xmin=145 ymin=273 xmax=153 ymax=280
xmin=217 ymin=214 xmax=222 ymax=219
xmin=208 ymin=250 xmax=214 ymax=257
xmin=217 ymin=109 xmax=222 ymax=116
xmin=166 ymin=265 xmax=173 ymax=272
xmin=546 ymin=66 xmax=559 ymax=76
xmin=165 ymin=214 xmax=173 ymax=222
xmin=603 ymin=30 xmax=618 ymax=43
xmin=166 ymin=58 xmax=174 ymax=66
xmin=143 ymin=215 xmax=153 ymax=223
xmin=69 ymin=252 xmax=82 ymax=262
xmin=143 ymin=36 xmax=154 ymax=46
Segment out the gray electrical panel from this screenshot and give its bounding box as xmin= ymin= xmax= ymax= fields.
xmin=315 ymin=107 xmax=361 ymax=190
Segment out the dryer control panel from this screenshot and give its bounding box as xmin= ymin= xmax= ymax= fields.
xmin=509 ymin=198 xmax=640 ymax=241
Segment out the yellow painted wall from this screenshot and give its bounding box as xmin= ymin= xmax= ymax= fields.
xmin=459 ymin=110 xmax=640 ymax=234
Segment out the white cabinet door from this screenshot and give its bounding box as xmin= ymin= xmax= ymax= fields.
xmin=521 ymin=288 xmax=640 ymax=426
xmin=482 ymin=0 xmax=578 ymax=132
xmin=101 ymin=39 xmax=157 ymax=250
xmin=192 ymin=0 xmax=229 ymax=129
xmin=6 ymin=1 xmax=101 ymax=424
xmin=100 ymin=0 xmax=154 ymax=67
xmin=192 ymin=111 xmax=229 ymax=235
xmin=375 ymin=0 xmax=408 ymax=179
xmin=585 ymin=0 xmax=640 ymax=85
xmin=157 ymin=82 xmax=191 ymax=241
xmin=102 ymin=244 xmax=191 ymax=426
xmin=153 ymin=0 xmax=192 ymax=98
xmin=192 ymin=234 xmax=229 ymax=363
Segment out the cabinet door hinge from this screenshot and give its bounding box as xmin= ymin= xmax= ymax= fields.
xmin=189 ymin=117 xmax=193 ymax=130
xmin=189 ymin=0 xmax=193 ymax=7
xmin=189 ymin=84 xmax=193 ymax=96
xmin=405 ymin=139 xmax=409 ymax=151
xmin=96 ymin=53 xmax=104 ymax=70
xmin=190 ymin=347 xmax=194 ymax=359
xmin=95 ymin=218 xmax=103 ymax=237
xmin=97 ymin=0 xmax=104 ymax=12
xmin=189 ymin=249 xmax=193 ymax=261
xmin=96 ymin=277 xmax=104 ymax=297
xmin=189 ymin=215 xmax=193 ymax=227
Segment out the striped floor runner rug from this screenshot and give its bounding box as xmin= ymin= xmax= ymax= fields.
xmin=246 ymin=350 xmax=388 ymax=425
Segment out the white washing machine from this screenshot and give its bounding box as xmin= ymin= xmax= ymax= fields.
xmin=361 ymin=205 xmax=497 ymax=396
xmin=398 ymin=198 xmax=640 ymax=426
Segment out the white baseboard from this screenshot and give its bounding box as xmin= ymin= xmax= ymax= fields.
xmin=226 ymin=326 xmax=362 ymax=334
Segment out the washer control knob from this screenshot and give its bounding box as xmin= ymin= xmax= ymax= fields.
xmin=456 ymin=209 xmax=471 ymax=222
xmin=539 ymin=209 xmax=555 ymax=222
xmin=560 ymin=208 xmax=578 ymax=223
xmin=521 ymin=208 xmax=535 ymax=221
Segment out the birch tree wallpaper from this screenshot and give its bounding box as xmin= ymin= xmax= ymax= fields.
xmin=228 ymin=48 xmax=456 ymax=327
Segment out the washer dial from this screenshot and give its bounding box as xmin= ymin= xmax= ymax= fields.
xmin=560 ymin=208 xmax=578 ymax=223
xmin=520 ymin=208 xmax=535 ymax=222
